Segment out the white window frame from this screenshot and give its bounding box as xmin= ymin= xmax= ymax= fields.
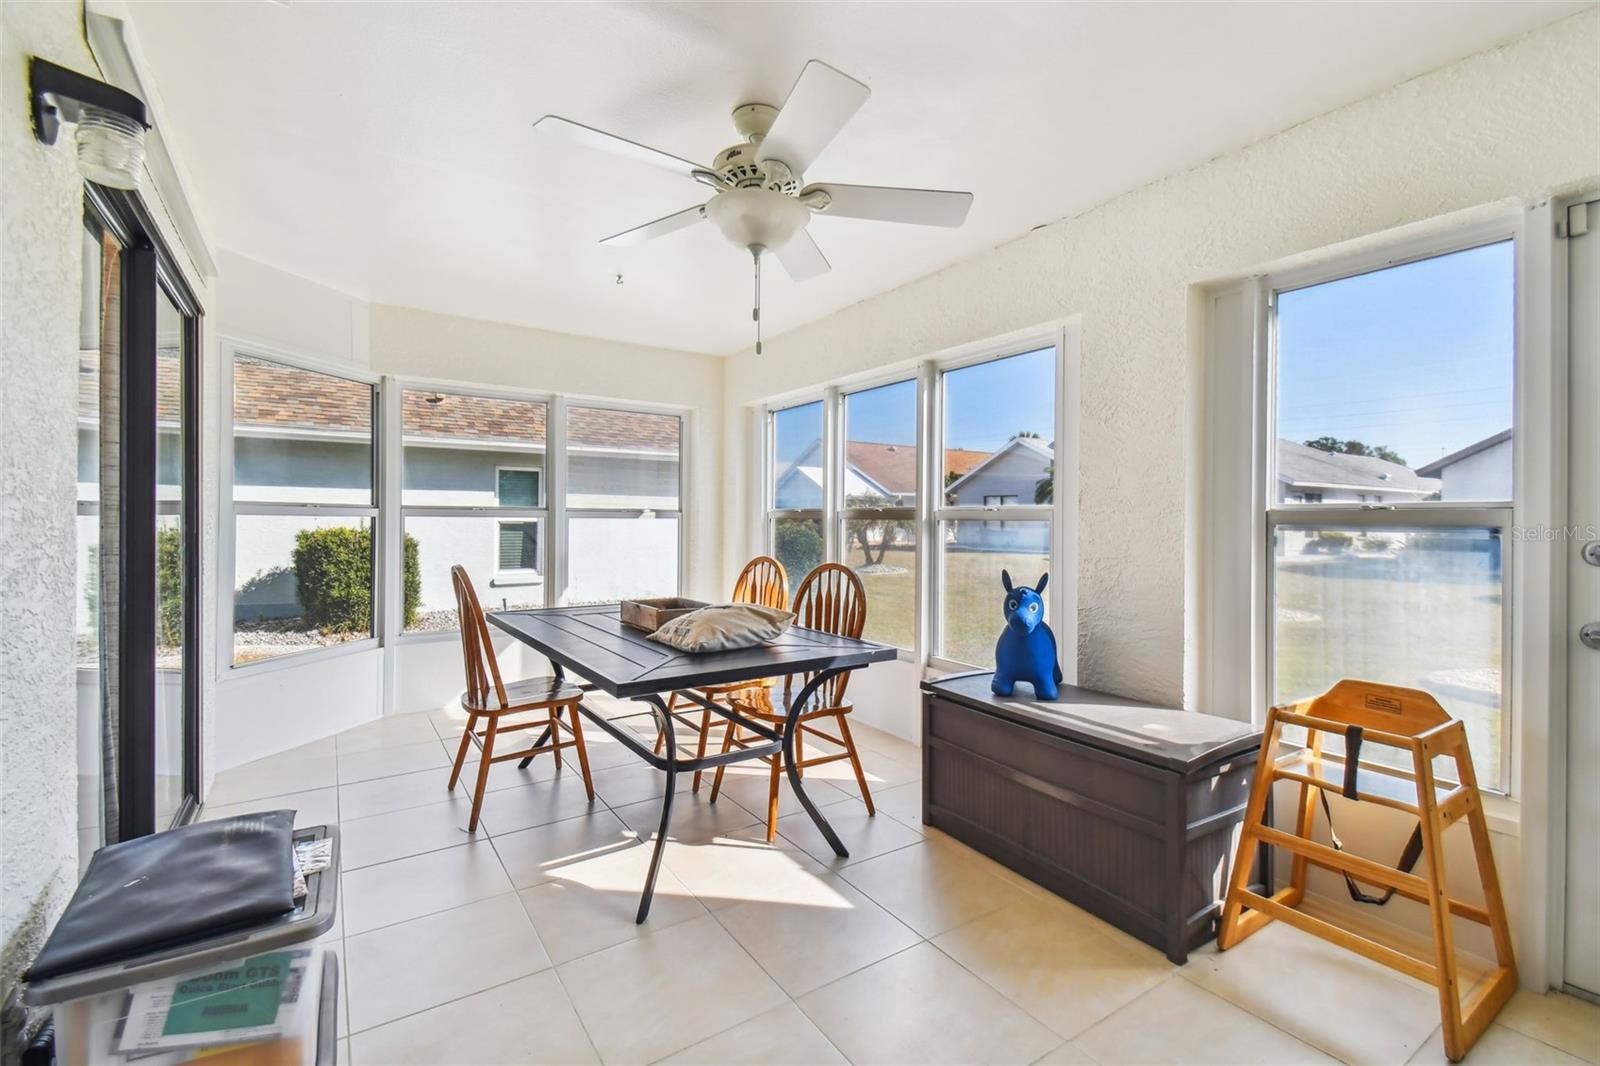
xmin=838 ymin=376 xmax=919 ymax=652
xmin=1262 ymin=222 xmax=1521 ymax=795
xmin=390 ymin=379 xmax=553 ymax=641
xmin=220 ymin=340 xmax=383 ymax=674
xmin=759 ymin=322 xmax=1080 ymax=674
xmin=561 ymin=397 xmax=687 ymax=606
xmin=765 ymin=396 xmax=831 ymax=612
xmin=493 ymin=518 xmax=543 ymax=583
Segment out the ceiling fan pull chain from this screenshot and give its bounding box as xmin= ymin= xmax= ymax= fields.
xmin=753 ymin=247 xmax=763 ymax=355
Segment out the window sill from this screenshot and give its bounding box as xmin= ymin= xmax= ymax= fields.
xmin=223 ymin=636 xmax=381 ymax=678
xmin=491 ymin=573 xmax=542 ymax=588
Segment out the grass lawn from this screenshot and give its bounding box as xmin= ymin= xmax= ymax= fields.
xmin=1273 ymin=545 xmax=1504 ymax=788
xmin=845 ymin=543 xmax=1051 ymax=668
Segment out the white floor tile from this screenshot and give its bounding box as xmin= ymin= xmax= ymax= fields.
xmin=343 ymin=894 xmax=550 ymax=1032
xmin=207 ymin=749 xmax=338 ymax=806
xmin=1183 ymin=919 xmax=1442 ymax=1065
xmin=933 ymin=894 xmax=1173 ymax=1040
xmin=334 ymin=713 xmax=439 ymax=755
xmin=837 ymin=836 xmax=1030 ymax=938
xmin=775 ymin=803 xmax=923 ymax=869
xmin=658 ymin=1002 xmax=848 ymax=1065
xmin=1074 ymin=974 xmax=1336 ymax=1064
xmin=1496 ymin=990 xmax=1600 ymax=1063
xmin=201 ymin=786 xmax=339 ymax=829
xmin=612 ymin=790 xmax=760 ymax=845
xmin=474 ymin=772 xmax=602 ymax=835
xmin=517 ymin=840 xmax=706 ymax=965
xmin=338 ymin=796 xmax=477 ymax=870
xmin=556 ymin=914 xmax=786 ymax=1064
xmin=349 ymin=970 xmax=597 ymax=1064
xmin=590 ymin=760 xmax=694 ymax=809
xmin=492 ymin=808 xmax=635 ymax=889
xmin=337 ymin=739 xmax=449 ymax=784
xmin=797 ymin=942 xmax=1061 ymax=1065
xmin=1408 ymin=1021 xmax=1591 ymax=1065
xmin=342 ymin=839 xmax=513 ymax=935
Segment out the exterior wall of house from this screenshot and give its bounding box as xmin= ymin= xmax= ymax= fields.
xmin=1435 ymin=438 xmax=1514 ymax=501
xmin=949 ymin=446 xmax=1051 ymax=506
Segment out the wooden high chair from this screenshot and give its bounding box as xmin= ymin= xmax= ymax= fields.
xmin=653 ymin=555 xmax=789 ymax=790
xmin=446 ymin=565 xmax=594 ymax=831
xmin=1217 ymin=680 xmax=1516 ymax=1063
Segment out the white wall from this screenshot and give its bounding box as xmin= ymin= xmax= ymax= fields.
xmin=0 ymin=0 xmax=95 ymax=1000
xmin=722 ymin=12 xmax=1600 ymax=713
xmin=1439 ymin=439 xmax=1515 ymax=502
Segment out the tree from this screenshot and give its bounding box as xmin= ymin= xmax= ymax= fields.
xmin=1034 ymin=462 xmax=1054 ymax=504
xmin=1304 ymin=436 xmax=1408 ymax=468
xmin=844 ymin=494 xmax=913 ymax=567
xmin=774 ymin=520 xmax=823 ymax=581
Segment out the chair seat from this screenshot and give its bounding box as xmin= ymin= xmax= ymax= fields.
xmin=462 ymin=675 xmax=584 ymax=714
xmin=694 ymin=677 xmax=777 ymax=699
xmin=731 ymin=691 xmax=853 ymax=719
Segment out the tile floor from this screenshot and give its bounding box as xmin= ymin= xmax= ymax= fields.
xmin=207 ymin=700 xmax=1600 ymax=1066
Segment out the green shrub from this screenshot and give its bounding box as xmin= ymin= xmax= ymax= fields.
xmin=157 ymin=527 xmax=183 ymax=646
xmin=774 ymin=520 xmax=823 ymax=581
xmin=292 ymin=527 xmax=419 ymax=634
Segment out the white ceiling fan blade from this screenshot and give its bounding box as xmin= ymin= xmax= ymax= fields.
xmin=534 ymin=115 xmax=708 ymax=182
xmin=773 ymin=229 xmax=831 ymax=281
xmin=803 ymin=183 xmax=974 ymax=227
xmin=755 ymin=61 xmax=870 ymax=174
xmin=600 ymin=203 xmax=707 ymax=246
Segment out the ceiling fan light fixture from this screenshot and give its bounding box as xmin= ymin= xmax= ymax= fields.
xmin=704 ymin=187 xmax=810 ymax=254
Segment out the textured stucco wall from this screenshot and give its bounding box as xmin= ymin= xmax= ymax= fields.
xmin=721 ymin=10 xmax=1600 ymax=709
xmin=0 ymin=0 xmax=97 ymax=1003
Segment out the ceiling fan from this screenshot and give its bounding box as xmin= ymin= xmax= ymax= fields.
xmin=534 ymin=60 xmax=973 ymax=352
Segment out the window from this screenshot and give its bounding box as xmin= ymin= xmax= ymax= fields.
xmin=400 ymin=388 xmax=547 ymax=631
xmin=232 ymin=355 xmax=377 ymax=663
xmin=841 ymin=379 xmax=917 ymax=648
xmin=1269 ymin=240 xmax=1514 ymax=790
xmin=935 ymin=347 xmax=1057 ymax=668
xmin=80 ymin=187 xmax=203 ymax=843
xmin=768 ymin=400 xmax=826 ymax=582
xmin=565 ymin=405 xmax=682 ymax=604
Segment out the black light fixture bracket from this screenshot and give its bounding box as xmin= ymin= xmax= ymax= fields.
xmin=29 ymin=56 xmax=148 ymax=145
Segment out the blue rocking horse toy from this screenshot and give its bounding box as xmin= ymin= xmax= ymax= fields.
xmin=992 ymin=570 xmax=1062 ymax=700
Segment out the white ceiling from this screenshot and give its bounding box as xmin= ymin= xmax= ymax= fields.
xmin=128 ymin=1 xmax=1583 ymax=355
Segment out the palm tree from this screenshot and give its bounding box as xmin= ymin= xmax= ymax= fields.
xmin=1034 ymin=461 xmax=1054 ymax=504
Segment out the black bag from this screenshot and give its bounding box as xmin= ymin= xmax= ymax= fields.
xmin=26 ymin=812 xmax=297 ymax=981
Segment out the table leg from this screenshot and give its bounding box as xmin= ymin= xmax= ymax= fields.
xmin=635 ymin=693 xmax=677 ymax=924
xmin=785 ymin=669 xmax=850 ymax=859
xmin=520 ymin=661 xmax=568 ymax=769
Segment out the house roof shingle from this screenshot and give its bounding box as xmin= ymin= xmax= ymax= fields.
xmin=1277 ymin=438 xmax=1439 ymax=495
xmin=86 ymin=351 xmax=679 ymax=453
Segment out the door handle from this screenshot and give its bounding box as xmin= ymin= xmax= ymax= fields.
xmin=1584 ymin=541 xmax=1600 ymax=568
xmin=1584 ymin=623 xmax=1600 ymax=652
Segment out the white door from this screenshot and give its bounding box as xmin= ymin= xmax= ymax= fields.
xmin=1564 ymin=198 xmax=1600 ymax=998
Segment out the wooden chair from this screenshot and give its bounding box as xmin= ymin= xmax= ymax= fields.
xmin=1217 ymin=680 xmax=1516 ymax=1063
xmin=653 ymin=555 xmax=789 ymax=791
xmin=710 ymin=563 xmax=874 ymax=841
xmin=446 ymin=565 xmax=593 ymax=831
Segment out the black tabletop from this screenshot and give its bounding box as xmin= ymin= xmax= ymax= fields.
xmin=488 ymin=604 xmax=897 ymax=698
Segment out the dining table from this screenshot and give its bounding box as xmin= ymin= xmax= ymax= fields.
xmin=487 ymin=603 xmax=897 ymax=922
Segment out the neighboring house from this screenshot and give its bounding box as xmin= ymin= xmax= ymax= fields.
xmin=1415 ymin=429 xmax=1512 ymax=501
xmin=773 ymin=439 xmax=988 ymax=510
xmin=944 ymin=436 xmax=1054 ymax=550
xmin=1276 ymin=438 xmax=1439 ymax=505
xmin=80 ymin=355 xmax=680 ymax=628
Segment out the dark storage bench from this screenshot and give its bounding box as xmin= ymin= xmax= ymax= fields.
xmin=922 ymin=672 xmax=1264 ymax=963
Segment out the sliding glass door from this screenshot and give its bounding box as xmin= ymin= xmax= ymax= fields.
xmin=77 ymin=187 xmax=202 ymax=848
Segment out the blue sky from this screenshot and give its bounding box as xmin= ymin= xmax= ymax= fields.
xmin=773 ymin=347 xmax=1056 ymax=465
xmin=1276 ymin=240 xmax=1514 ymax=469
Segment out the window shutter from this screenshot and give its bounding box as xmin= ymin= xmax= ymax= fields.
xmin=498 ymin=523 xmax=537 ymax=570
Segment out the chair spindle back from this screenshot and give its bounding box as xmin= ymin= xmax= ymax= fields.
xmin=787 ymin=563 xmax=866 ymax=707
xmin=731 ymin=555 xmax=789 ymax=610
xmin=452 ymin=565 xmax=509 ymax=710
